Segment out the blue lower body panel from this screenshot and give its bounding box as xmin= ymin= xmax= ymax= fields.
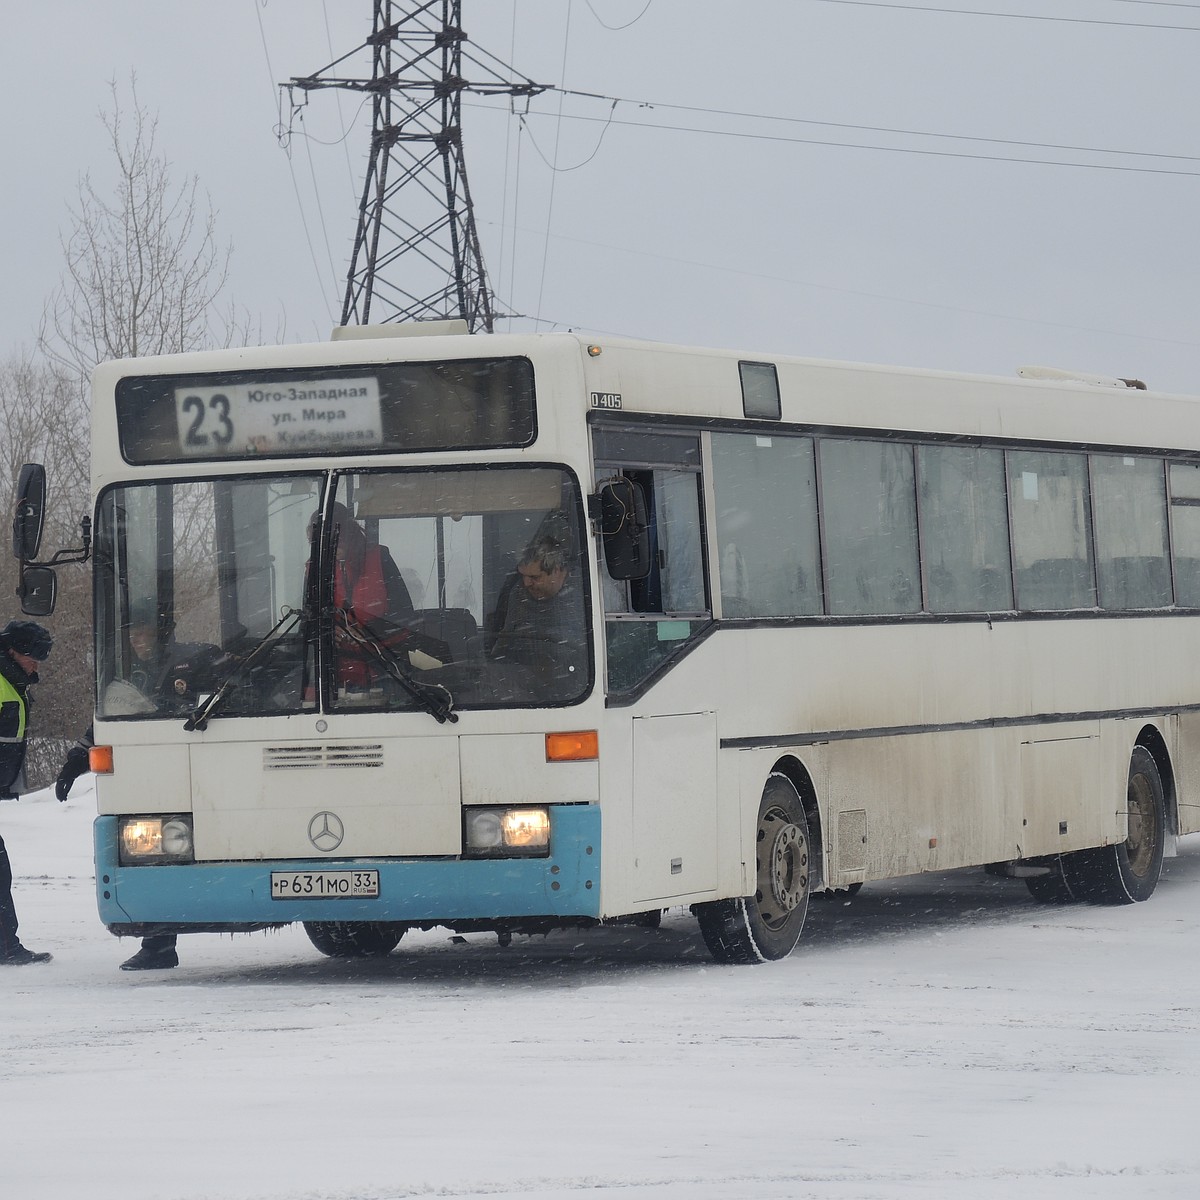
xmin=95 ymin=805 xmax=601 ymax=931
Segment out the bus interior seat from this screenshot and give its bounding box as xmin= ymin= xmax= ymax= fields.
xmin=409 ymin=607 xmax=480 ymax=664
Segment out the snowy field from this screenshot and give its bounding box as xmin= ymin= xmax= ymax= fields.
xmin=4 ymin=780 xmax=1199 ymax=1200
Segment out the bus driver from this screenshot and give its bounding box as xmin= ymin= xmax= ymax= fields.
xmin=490 ymin=533 xmax=585 ymax=696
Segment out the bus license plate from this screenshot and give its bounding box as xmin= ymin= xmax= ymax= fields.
xmin=270 ymin=870 xmax=380 ymax=899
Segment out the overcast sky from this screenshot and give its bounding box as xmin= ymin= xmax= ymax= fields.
xmin=5 ymin=1 xmax=1198 ymax=393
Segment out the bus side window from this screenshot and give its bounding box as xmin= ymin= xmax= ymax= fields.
xmin=821 ymin=439 xmax=921 ymax=617
xmin=623 ymin=469 xmax=705 ymax=616
xmin=711 ymin=432 xmax=821 ymax=618
xmin=1169 ymin=461 xmax=1200 ymax=607
xmin=1091 ymin=454 xmax=1171 ymax=610
xmin=917 ymin=444 xmax=1013 ymax=614
xmin=1008 ymin=450 xmax=1096 ymax=611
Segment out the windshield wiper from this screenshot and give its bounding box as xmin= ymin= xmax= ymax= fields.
xmin=337 ymin=615 xmax=458 ymax=725
xmin=184 ymin=609 xmax=302 ymax=732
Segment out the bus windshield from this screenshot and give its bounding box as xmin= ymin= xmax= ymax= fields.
xmin=94 ymin=465 xmax=591 ymax=719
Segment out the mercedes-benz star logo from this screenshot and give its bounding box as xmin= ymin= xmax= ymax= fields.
xmin=308 ymin=811 xmax=345 ymax=852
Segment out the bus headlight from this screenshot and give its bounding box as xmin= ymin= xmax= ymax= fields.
xmin=463 ymin=807 xmax=551 ymax=858
xmin=118 ymin=815 xmax=195 ymax=864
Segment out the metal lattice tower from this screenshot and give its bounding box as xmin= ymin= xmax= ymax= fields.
xmin=286 ymin=1 xmax=543 ymax=332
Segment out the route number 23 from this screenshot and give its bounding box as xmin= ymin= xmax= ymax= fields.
xmin=180 ymin=394 xmax=234 ymax=448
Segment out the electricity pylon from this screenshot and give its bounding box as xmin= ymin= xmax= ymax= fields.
xmin=284 ymin=0 xmax=544 ymax=331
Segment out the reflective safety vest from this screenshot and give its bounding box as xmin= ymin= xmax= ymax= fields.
xmin=0 ymin=671 xmax=27 ymax=743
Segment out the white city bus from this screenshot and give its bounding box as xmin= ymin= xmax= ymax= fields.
xmin=17 ymin=325 xmax=1200 ymax=963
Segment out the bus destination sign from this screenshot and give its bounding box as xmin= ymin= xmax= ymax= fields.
xmin=174 ymin=377 xmax=384 ymax=457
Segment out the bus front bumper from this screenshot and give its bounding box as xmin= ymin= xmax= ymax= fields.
xmin=94 ymin=805 xmax=601 ymax=932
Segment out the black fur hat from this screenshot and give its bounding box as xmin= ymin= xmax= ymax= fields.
xmin=0 ymin=620 xmax=53 ymax=660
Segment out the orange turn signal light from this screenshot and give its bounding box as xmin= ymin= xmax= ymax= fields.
xmin=545 ymin=730 xmax=598 ymax=762
xmin=89 ymin=745 xmax=114 ymax=774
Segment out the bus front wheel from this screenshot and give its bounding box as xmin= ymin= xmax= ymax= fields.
xmin=1060 ymin=745 xmax=1167 ymax=905
xmin=303 ymin=920 xmax=407 ymax=958
xmin=694 ymin=772 xmax=811 ymax=964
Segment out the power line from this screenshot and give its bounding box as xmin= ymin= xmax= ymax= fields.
xmin=254 ymin=1 xmax=335 ymax=326
xmin=511 ymin=105 xmax=1200 ymax=178
xmin=536 ymin=91 xmax=1200 ymax=166
xmin=534 ymin=0 xmax=574 ymax=329
xmin=806 ymin=0 xmax=1200 ymax=31
xmin=584 ymin=0 xmax=656 ymax=30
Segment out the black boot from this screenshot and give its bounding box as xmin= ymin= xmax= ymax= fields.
xmin=1 ymin=944 xmax=52 ymax=965
xmin=120 ymin=943 xmax=179 ymax=971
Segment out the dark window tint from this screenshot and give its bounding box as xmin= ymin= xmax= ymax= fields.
xmin=592 ymin=426 xmax=700 ymax=468
xmin=739 ymin=361 xmax=781 ymax=420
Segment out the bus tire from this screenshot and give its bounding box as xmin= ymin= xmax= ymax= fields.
xmin=1059 ymin=745 xmax=1166 ymax=905
xmin=694 ymin=772 xmax=811 ymax=964
xmin=303 ymin=920 xmax=407 ymax=958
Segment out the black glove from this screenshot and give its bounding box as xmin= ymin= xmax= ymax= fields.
xmin=55 ymin=746 xmax=90 ymax=802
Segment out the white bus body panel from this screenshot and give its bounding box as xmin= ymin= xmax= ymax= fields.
xmin=600 ymin=613 xmax=1188 ymax=902
xmin=189 ymin=736 xmax=462 ymax=859
xmin=630 ymin=711 xmax=718 ymax=903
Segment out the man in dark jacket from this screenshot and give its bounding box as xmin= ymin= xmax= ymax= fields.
xmin=489 ymin=533 xmax=585 ymax=699
xmin=0 ymin=620 xmax=54 ymax=965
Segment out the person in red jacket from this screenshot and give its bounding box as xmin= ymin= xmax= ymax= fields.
xmin=312 ymin=503 xmax=414 ymax=689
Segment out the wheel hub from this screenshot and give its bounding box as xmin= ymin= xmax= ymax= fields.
xmin=1126 ymin=773 xmax=1154 ymax=876
xmin=767 ymin=822 xmax=808 ymax=912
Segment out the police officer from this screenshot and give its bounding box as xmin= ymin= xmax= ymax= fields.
xmin=0 ymin=620 xmax=54 ymax=965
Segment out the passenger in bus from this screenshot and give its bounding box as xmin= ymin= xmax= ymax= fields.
xmin=489 ymin=533 xmax=585 ymax=695
xmin=318 ymin=502 xmax=414 ymax=627
xmin=309 ymin=502 xmax=415 ymax=689
xmin=0 ymin=621 xmax=55 ymax=965
xmin=100 ymin=600 xmax=224 ymax=716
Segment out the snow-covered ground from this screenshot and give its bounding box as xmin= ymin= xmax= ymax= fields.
xmin=4 ymin=780 xmax=1199 ymax=1200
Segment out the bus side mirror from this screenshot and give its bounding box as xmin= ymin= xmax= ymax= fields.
xmin=597 ymin=478 xmax=651 ymax=580
xmin=16 ymin=565 xmax=57 ymax=617
xmin=13 ymin=463 xmax=47 ymax=561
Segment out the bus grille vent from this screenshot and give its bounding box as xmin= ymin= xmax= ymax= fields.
xmin=263 ymin=744 xmax=384 ymax=771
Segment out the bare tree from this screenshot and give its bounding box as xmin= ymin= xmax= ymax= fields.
xmin=39 ymin=75 xmax=232 ymax=378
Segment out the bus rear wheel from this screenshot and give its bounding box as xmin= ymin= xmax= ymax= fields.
xmin=303 ymin=920 xmax=407 ymax=958
xmin=1059 ymin=745 xmax=1167 ymax=905
xmin=694 ymin=772 xmax=811 ymax=964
